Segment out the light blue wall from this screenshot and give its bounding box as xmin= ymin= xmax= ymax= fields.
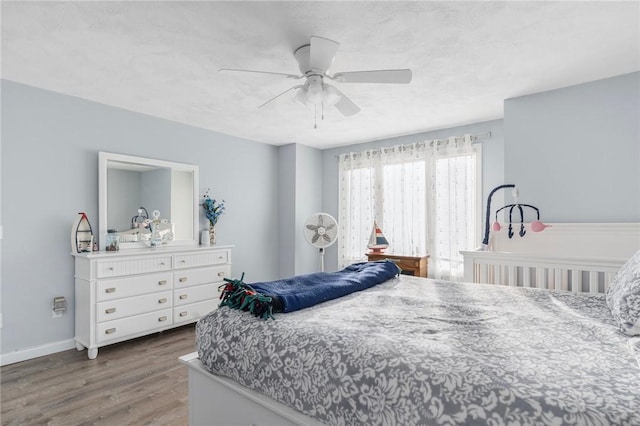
xmin=277 ymin=144 xmax=296 ymax=279
xmin=294 ymin=144 xmax=323 ymax=275
xmin=277 ymin=143 xmax=323 ymax=278
xmin=321 ymin=119 xmax=506 ymax=272
xmin=1 ymin=80 xmax=280 ymax=356
xmin=504 ymin=72 xmax=640 ymax=222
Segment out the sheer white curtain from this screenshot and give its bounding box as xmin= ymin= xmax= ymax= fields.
xmin=338 ymin=135 xmax=478 ymax=279
xmin=337 ymin=145 xmax=426 ymax=268
xmin=337 ymin=150 xmax=377 ymax=268
xmin=426 ymin=135 xmax=477 ymax=280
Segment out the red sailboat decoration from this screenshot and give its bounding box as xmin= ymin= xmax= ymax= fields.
xmin=367 ymin=221 xmax=389 ymax=253
xmin=72 ymin=212 xmax=94 ymax=254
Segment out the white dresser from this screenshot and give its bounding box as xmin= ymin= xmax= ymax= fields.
xmin=73 ymin=245 xmax=233 ymax=359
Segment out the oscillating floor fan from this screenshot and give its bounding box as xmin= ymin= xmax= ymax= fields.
xmin=304 ymin=213 xmax=338 ymax=272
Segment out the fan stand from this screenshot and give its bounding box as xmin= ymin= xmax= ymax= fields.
xmin=318 ymin=247 xmax=325 ymax=272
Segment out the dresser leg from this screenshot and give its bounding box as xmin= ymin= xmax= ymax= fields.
xmin=87 ymin=348 xmax=98 ymax=360
xmin=75 ymin=342 xmax=84 ymax=351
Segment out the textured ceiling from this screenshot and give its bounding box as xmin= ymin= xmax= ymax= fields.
xmin=2 ymin=1 xmax=638 ymax=149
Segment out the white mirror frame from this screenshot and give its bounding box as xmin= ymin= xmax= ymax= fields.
xmin=98 ymin=152 xmax=199 ymax=251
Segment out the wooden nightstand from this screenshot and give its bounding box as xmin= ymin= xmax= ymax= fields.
xmin=366 ymin=253 xmax=429 ymax=278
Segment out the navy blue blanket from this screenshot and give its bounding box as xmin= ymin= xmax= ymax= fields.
xmin=219 ymin=260 xmax=400 ymax=319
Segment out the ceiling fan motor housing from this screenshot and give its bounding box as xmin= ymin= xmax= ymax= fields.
xmin=294 ymin=44 xmax=313 ymax=75
xmin=294 ymin=44 xmax=332 ymax=106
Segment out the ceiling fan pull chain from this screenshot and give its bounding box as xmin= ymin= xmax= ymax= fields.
xmin=314 ymin=104 xmax=318 ymax=129
xmin=322 ymin=102 xmax=325 ymax=121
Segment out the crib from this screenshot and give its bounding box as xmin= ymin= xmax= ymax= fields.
xmin=460 ymin=223 xmax=640 ymax=293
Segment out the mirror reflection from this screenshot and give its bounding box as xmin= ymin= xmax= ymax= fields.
xmin=99 ymin=152 xmax=199 ymax=250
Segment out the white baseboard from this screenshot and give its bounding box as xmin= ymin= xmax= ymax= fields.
xmin=0 ymin=339 xmax=76 ymax=366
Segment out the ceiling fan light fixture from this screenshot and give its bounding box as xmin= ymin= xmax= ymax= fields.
xmin=294 ymin=87 xmax=308 ymax=105
xmin=306 ymin=76 xmax=324 ymax=104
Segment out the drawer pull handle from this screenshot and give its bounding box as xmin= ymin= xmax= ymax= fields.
xmin=160 ymin=262 xmax=166 ymax=266
xmin=105 ymin=308 xmax=116 ymax=314
xmin=181 ymin=260 xmax=186 ymax=264
xmin=218 ymin=272 xmax=225 ymax=277
xmin=218 ymin=256 xmax=224 ymax=260
xmin=108 ymin=267 xmax=114 ymax=271
xmin=158 ymin=298 xmax=167 ymax=304
xmin=179 ymin=294 xmax=188 ymax=300
xmin=179 ymin=311 xmax=188 ymax=317
xmin=179 ymin=277 xmax=187 ymax=283
xmin=158 ymin=316 xmax=167 ymax=322
xmin=158 ymin=280 xmax=167 ymax=286
xmin=105 ymin=288 xmax=116 ymax=294
xmin=105 ymin=328 xmax=116 ymax=334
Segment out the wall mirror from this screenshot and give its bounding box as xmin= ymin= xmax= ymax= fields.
xmin=98 ymin=152 xmax=199 ymax=250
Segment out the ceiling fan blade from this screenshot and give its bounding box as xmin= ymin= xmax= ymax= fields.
xmin=332 ymin=69 xmax=412 ymax=84
xmin=258 ymin=85 xmax=303 ymax=108
xmin=331 ymin=87 xmax=360 ymax=116
xmin=309 ymin=36 xmax=340 ymax=72
xmin=219 ymin=68 xmax=301 ymax=79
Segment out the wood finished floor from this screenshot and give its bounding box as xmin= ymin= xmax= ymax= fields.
xmin=1 ymin=324 xmax=196 ymax=426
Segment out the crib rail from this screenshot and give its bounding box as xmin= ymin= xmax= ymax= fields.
xmin=460 ymin=223 xmax=639 ymax=294
xmin=461 ymin=250 xmax=625 ymax=293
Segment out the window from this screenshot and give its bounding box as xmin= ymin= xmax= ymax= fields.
xmin=338 ymin=136 xmax=481 ymax=280
xmin=431 ymin=149 xmax=480 ymax=279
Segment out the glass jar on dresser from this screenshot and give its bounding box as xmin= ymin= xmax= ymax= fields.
xmin=73 ymin=245 xmax=233 ymax=359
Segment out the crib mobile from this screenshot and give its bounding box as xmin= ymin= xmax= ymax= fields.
xmin=482 ymin=184 xmax=551 ymax=250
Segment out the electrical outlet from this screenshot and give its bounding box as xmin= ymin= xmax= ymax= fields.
xmin=52 ymin=296 xmax=67 ymax=319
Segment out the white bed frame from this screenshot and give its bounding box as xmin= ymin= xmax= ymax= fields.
xmin=179 ymin=352 xmax=323 ymax=426
xmin=181 ymin=223 xmax=639 ymax=425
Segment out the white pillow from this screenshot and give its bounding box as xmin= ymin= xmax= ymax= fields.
xmin=606 ymin=249 xmax=640 ymax=336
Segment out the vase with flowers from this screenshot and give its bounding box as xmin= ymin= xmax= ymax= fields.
xmin=201 ymin=188 xmax=226 ymax=245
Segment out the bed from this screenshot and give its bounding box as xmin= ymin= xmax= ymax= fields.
xmin=180 ymin=224 xmax=640 ymax=426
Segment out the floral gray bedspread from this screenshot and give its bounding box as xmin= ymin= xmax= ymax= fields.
xmin=196 ymin=276 xmax=640 ymax=426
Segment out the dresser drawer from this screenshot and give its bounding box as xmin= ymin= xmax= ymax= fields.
xmin=96 ymin=308 xmax=173 ymax=343
xmin=174 ymin=299 xmax=219 ymax=325
xmin=174 ymin=250 xmax=229 ymax=269
xmin=97 ymin=272 xmax=172 ymax=302
xmin=174 ymin=265 xmax=230 ymax=289
xmin=97 ymin=256 xmax=172 ymax=278
xmin=96 ymin=291 xmax=172 ymax=322
xmin=174 ymin=283 xmax=220 ymax=307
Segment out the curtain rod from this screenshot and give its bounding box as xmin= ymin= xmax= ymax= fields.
xmin=334 ymin=131 xmax=492 ymax=159
xmin=432 ymin=131 xmax=491 ymax=145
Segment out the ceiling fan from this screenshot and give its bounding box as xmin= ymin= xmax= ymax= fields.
xmin=219 ymin=36 xmax=412 ymax=122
